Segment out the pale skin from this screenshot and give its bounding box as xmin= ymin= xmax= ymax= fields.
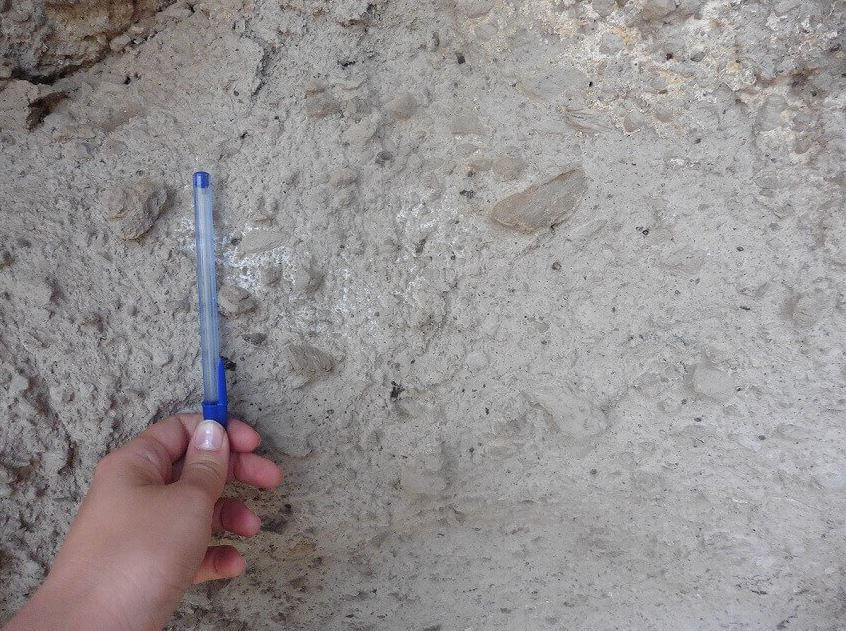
xmin=3 ymin=414 xmax=283 ymax=631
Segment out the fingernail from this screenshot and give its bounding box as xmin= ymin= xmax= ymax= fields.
xmin=194 ymin=420 xmax=224 ymax=451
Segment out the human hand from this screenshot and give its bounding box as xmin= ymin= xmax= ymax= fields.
xmin=4 ymin=414 xmax=283 ymax=631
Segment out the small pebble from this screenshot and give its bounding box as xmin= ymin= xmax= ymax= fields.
xmin=218 ymin=285 xmax=257 ymax=318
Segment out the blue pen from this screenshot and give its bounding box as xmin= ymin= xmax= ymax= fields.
xmin=193 ymin=171 xmax=228 ymax=426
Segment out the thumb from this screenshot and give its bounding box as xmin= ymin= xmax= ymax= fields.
xmin=179 ymin=420 xmax=230 ymax=505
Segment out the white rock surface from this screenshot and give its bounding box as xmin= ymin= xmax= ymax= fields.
xmin=1 ymin=0 xmax=845 ymax=629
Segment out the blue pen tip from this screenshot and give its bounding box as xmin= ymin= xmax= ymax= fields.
xmin=193 ymin=171 xmax=210 ymax=188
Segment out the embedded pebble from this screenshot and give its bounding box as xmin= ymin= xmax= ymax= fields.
xmin=385 ymin=92 xmax=418 ymax=121
xmin=691 ymin=364 xmax=735 ymax=401
xmin=101 ymin=178 xmax=168 ymax=240
xmin=490 ymin=167 xmax=588 ymax=233
xmin=286 ymin=343 xmax=335 ymax=388
xmin=757 ymin=95 xmax=787 ymax=131
xmin=492 ymin=156 xmax=524 ymax=181
xmin=259 ymin=266 xmax=282 ymax=286
xmin=468 ymin=156 xmax=492 ymax=172
xmin=640 ymin=0 xmax=677 ymax=20
xmin=243 ymin=332 xmax=267 ymax=345
xmin=449 ymin=113 xmax=485 ymax=136
xmin=328 ymin=167 xmax=359 ymax=188
xmin=218 ymin=285 xmax=257 ymax=318
xmin=304 ymin=83 xmax=341 ymax=119
xmin=291 ymin=264 xmax=324 ymax=294
xmin=238 ymin=229 xmax=286 ymax=254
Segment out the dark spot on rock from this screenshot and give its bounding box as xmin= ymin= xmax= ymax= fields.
xmin=551 ymin=261 xmax=561 ymax=271
xmin=230 ymin=235 xmax=242 ymax=246
xmin=736 ymin=246 xmax=744 ymax=251
xmin=666 ymin=52 xmax=673 ymax=60
xmin=123 ymin=76 xmax=131 ymax=85
xmin=590 ymin=468 xmax=597 ymax=475
xmin=740 ymin=305 xmax=751 ymax=311
xmin=339 ymin=59 xmax=356 ymax=67
xmin=26 ymin=91 xmax=67 ymax=130
xmin=757 ymin=435 xmax=766 ymax=440
xmin=375 ymin=150 xmax=393 ymax=165
xmin=390 ymin=381 xmax=404 ymax=400
xmin=641 ymin=228 xmax=649 ymax=236
xmin=223 ymin=358 xmax=237 ymax=371
xmin=243 ymin=332 xmax=267 ymax=345
xmin=459 ymin=189 xmax=475 ymax=199
xmin=694 ymin=416 xmax=702 ymax=422
xmin=455 ymin=52 xmax=465 ymax=64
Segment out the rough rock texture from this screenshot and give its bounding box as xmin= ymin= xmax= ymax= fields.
xmin=0 ymin=0 xmax=173 ymax=81
xmin=1 ymin=0 xmax=846 ymax=629
xmin=102 ymin=177 xmax=168 ymax=240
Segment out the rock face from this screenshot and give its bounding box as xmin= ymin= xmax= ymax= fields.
xmin=101 ymin=178 xmax=167 ymax=240
xmin=490 ymin=167 xmax=587 ymax=233
xmin=2 ymin=0 xmax=846 ymax=628
xmin=0 ymin=0 xmax=172 ymax=80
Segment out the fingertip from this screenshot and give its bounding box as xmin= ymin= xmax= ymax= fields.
xmin=219 ymin=547 xmax=246 ymax=578
xmin=227 ymin=418 xmax=261 ymax=452
xmin=232 ymin=453 xmax=284 ymax=489
xmin=217 ymin=498 xmax=262 ymax=537
xmin=193 ymin=546 xmax=246 ymax=583
xmin=244 ymin=510 xmax=262 ymax=537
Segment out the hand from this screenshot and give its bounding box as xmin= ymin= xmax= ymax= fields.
xmin=4 ymin=414 xmax=283 ymax=631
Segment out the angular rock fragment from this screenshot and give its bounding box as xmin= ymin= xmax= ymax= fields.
xmin=490 ymin=167 xmax=587 ymax=233
xmin=385 ymin=92 xmax=418 ymax=121
xmin=286 ymin=343 xmax=335 ymax=388
xmin=304 ymin=83 xmax=340 ymax=119
xmin=640 ymin=0 xmax=676 ymax=20
xmin=218 ymin=285 xmax=257 ymax=318
xmin=102 ymin=178 xmax=168 ymax=240
xmin=691 ymin=364 xmax=734 ymax=401
xmin=449 ymin=113 xmax=485 ymax=136
xmin=563 ymin=107 xmax=611 ymax=134
xmin=26 ymin=91 xmax=66 ymax=130
xmin=243 ymin=332 xmax=267 ymax=345
xmin=328 ymin=167 xmax=359 ymax=188
xmin=492 ymin=156 xmax=524 ymax=181
xmin=238 ymin=229 xmax=285 ymax=254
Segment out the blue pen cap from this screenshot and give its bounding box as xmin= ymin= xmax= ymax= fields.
xmin=193 ymin=171 xmax=210 ymax=188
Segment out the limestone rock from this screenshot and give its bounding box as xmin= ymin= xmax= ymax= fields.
xmin=286 ymin=343 xmax=335 ymax=388
xmin=385 ymin=93 xmax=418 ymax=121
xmin=490 ymin=167 xmax=587 ymax=233
xmin=218 ymin=285 xmax=257 ymax=318
xmin=238 ymin=229 xmax=286 ymax=255
xmin=691 ymin=364 xmax=734 ymax=401
xmin=102 ymin=178 xmax=168 ymax=240
xmin=492 ymin=156 xmax=524 ymax=181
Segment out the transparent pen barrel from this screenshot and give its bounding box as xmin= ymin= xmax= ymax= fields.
xmin=193 ymin=183 xmax=221 ymax=403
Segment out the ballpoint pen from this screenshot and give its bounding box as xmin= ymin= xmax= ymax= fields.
xmin=193 ymin=171 xmax=228 ymax=426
